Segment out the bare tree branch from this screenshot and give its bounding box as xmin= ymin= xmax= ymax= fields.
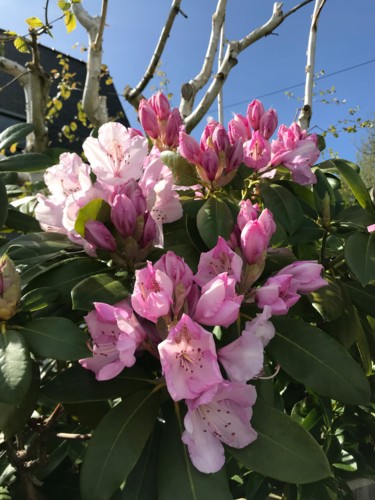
xmin=298 ymin=0 xmax=327 ymax=130
xmin=73 ymin=0 xmax=109 ymax=125
xmin=180 ymin=0 xmax=227 ymax=119
xmin=124 ymin=0 xmax=183 ymax=109
xmin=184 ymin=0 xmax=314 ymax=132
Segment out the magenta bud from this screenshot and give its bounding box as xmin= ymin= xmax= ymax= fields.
xmin=227 ymin=140 xmax=243 ymax=172
xmin=228 ymin=114 xmax=251 ymax=144
xmin=212 ymin=124 xmax=230 ymax=155
xmin=201 ymin=148 xmax=219 ymax=181
xmin=84 ymin=220 xmax=116 ymax=252
xmin=141 ymin=212 xmax=157 ymax=247
xmin=113 ymin=179 xmax=147 ymax=215
xmin=240 ymin=220 xmax=268 ymax=265
xmin=128 ymin=127 xmax=144 ymax=139
xmin=200 ymin=120 xmax=219 ymax=150
xmin=247 ymin=99 xmax=265 ymax=131
xmin=178 ymin=130 xmax=202 ymax=165
xmin=138 ymin=100 xmax=160 ymax=139
xmin=111 ymin=194 xmax=137 ymax=237
xmin=259 ymin=108 xmax=278 ymax=140
xmin=150 ymin=92 xmax=171 ymax=121
xmin=165 ymin=108 xmax=183 ymax=147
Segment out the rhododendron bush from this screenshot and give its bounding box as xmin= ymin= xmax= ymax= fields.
xmin=0 ymin=95 xmax=374 ymax=499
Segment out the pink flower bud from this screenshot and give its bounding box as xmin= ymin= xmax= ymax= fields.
xmin=243 ymin=131 xmax=271 ymax=171
xmin=240 ymin=220 xmax=268 ymax=265
xmin=275 ymin=261 xmax=327 ymax=294
xmin=111 ymin=194 xmax=137 ymax=238
xmin=258 ymin=208 xmax=276 ymax=239
xmin=237 ymin=199 xmax=259 ymax=231
xmin=227 ymin=140 xmax=244 ymax=172
xmin=138 ymin=100 xmax=160 ymax=139
xmin=140 ymin=212 xmax=157 ymax=247
xmin=150 ymin=92 xmax=171 ymax=121
xmin=255 ymin=274 xmax=300 ymax=315
xmin=212 ymin=124 xmax=231 ymax=155
xmin=165 ymin=108 xmax=183 ymax=148
xmin=201 ymin=148 xmax=219 ymax=181
xmin=200 ymin=120 xmax=219 ymax=150
xmin=247 ymin=99 xmax=265 ymax=131
xmin=128 ymin=128 xmax=144 ymax=139
xmin=113 ymin=180 xmax=146 ymax=215
xmin=84 ymin=220 xmax=116 ymax=252
xmin=228 ymin=114 xmax=251 ymax=144
xmin=178 ymin=131 xmax=202 ymax=165
xmin=259 ymin=108 xmax=278 ymax=140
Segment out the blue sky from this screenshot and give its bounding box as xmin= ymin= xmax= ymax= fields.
xmin=1 ymin=0 xmax=374 ymax=162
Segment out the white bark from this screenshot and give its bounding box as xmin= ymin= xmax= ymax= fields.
xmin=184 ymin=0 xmax=314 ymax=132
xmin=298 ymin=0 xmax=327 ymax=131
xmin=179 ymin=0 xmax=226 ymax=119
xmin=0 ymin=56 xmax=50 ymax=152
xmin=72 ymin=1 xmax=109 ymax=126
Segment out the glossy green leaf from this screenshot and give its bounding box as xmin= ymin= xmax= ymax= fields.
xmin=0 ymin=123 xmax=34 ymax=151
xmin=319 ymin=158 xmax=375 ymax=214
xmin=229 ymin=399 xmax=331 ymax=484
xmin=20 ymin=287 xmax=61 ymax=312
xmin=268 ymin=317 xmax=370 ymax=405
xmin=288 ymin=217 xmax=325 ymax=245
xmin=0 ymin=153 xmax=54 ymax=172
xmin=0 ymin=179 xmax=8 ymax=229
xmin=42 ymin=364 xmax=153 ymax=403
xmin=5 ymin=207 xmax=41 ymax=232
xmin=313 ymin=169 xmax=337 ymax=221
xmin=158 ymin=403 xmax=232 ymax=500
xmin=74 ymin=198 xmax=111 ymax=238
xmin=0 ymin=329 xmax=32 ymax=405
xmin=80 ymin=389 xmax=160 ymax=500
xmin=20 ymin=317 xmax=90 ymax=360
xmin=344 ymin=231 xmax=375 ymax=286
xmin=163 ymin=218 xmax=200 ymax=271
xmin=72 ymin=273 xmax=130 ymax=310
xmin=260 ymin=183 xmax=303 ymax=235
xmin=343 ymin=280 xmax=375 ymax=317
xmin=0 ymin=361 xmax=39 ymax=438
xmin=160 ymin=151 xmax=199 ymax=186
xmin=197 ymin=197 xmax=234 ymax=249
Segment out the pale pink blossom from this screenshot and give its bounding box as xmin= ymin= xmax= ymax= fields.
xmin=131 ymin=261 xmax=173 ymax=322
xmin=194 ymin=236 xmax=243 ymax=286
xmin=158 ymin=314 xmax=223 ymax=401
xmin=368 ymin=223 xmax=375 ymax=233
xmin=228 ymin=113 xmax=251 ymax=144
xmin=194 ymin=273 xmax=243 ymax=328
xmin=35 ymin=195 xmax=66 ymax=234
xmin=276 ymin=261 xmax=327 ymax=294
xmin=244 ymin=306 xmax=275 ymax=347
xmin=83 ymin=122 xmax=148 ymax=186
xmin=243 ymin=132 xmax=271 ymax=171
xmin=182 ymin=381 xmax=257 ymax=473
xmin=255 ymin=274 xmax=300 ymax=315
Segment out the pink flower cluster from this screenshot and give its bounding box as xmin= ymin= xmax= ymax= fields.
xmin=227 ymin=99 xmax=321 ymax=185
xmin=35 ymin=122 xmax=182 ymax=263
xmin=80 ymin=234 xmax=326 ymax=473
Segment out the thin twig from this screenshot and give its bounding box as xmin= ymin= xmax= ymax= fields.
xmin=56 ymin=432 xmax=92 ymax=440
xmin=93 ymin=0 xmax=108 ymax=51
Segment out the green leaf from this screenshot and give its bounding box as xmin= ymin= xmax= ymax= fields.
xmin=80 ymin=389 xmax=160 ymax=500
xmin=25 ymin=17 xmax=44 ymax=28
xmin=288 ymin=217 xmax=325 ymax=245
xmin=268 ymin=317 xmax=370 ymax=405
xmin=0 ymin=153 xmax=54 ymax=172
xmin=344 ymin=231 xmax=375 ymax=286
xmin=0 ymin=123 xmax=34 ymax=151
xmin=343 ymin=280 xmax=375 ymax=317
xmin=20 ymin=317 xmax=90 ymax=360
xmin=5 ymin=207 xmax=41 ymax=232
xmin=42 ymin=364 xmax=153 ymax=403
xmin=260 ymin=183 xmax=303 ymax=235
xmin=320 ymin=159 xmax=375 ymax=215
xmin=0 ymin=361 xmax=39 ymax=438
xmin=0 ymin=329 xmax=32 ymax=405
xmin=197 ymin=197 xmax=234 ymax=249
xmin=160 ymin=151 xmax=199 ymax=186
xmin=0 ymin=178 xmax=8 ymax=228
xmin=20 ymin=287 xmax=61 ymax=312
xmin=72 ymin=273 xmax=130 ymax=311
xmin=163 ymin=218 xmax=200 ymax=271
xmin=229 ymin=399 xmax=331 ymax=484
xmin=158 ymin=403 xmax=232 ymax=500
xmin=74 ymin=198 xmax=111 ymax=238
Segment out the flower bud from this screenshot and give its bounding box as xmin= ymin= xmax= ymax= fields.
xmin=240 ymin=220 xmax=268 ymax=265
xmin=200 ymin=120 xmax=219 ymax=150
xmin=212 ymin=124 xmax=230 ymax=155
xmin=84 ymin=220 xmax=116 ymax=252
xmin=178 ymin=131 xmax=202 ymax=165
xmin=0 ymin=255 xmax=21 ymax=320
xmin=243 ymin=131 xmax=271 ymax=171
xmin=165 ymin=108 xmax=183 ymax=148
xmin=247 ymin=99 xmax=265 ymax=131
xmin=201 ymin=148 xmax=219 ymax=181
xmin=138 ymin=100 xmax=160 ymax=139
xmin=228 ymin=114 xmax=251 ymax=144
xmin=259 ymin=108 xmax=278 ymax=140
xmin=111 ymin=194 xmax=137 ymax=237
xmin=150 ymin=92 xmax=171 ymax=121
xmin=226 ymin=140 xmax=243 ymax=172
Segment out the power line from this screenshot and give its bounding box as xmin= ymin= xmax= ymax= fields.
xmin=218 ymin=57 xmax=375 ymax=111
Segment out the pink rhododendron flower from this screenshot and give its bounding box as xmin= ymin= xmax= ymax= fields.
xmin=243 ymin=131 xmax=271 ymax=171
xmin=255 ymin=274 xmax=300 ymax=315
xmin=228 ymin=113 xmax=251 ymax=144
xmin=182 ymin=381 xmax=257 ymax=473
xmin=154 ymin=251 xmax=193 ymax=316
xmin=83 ymin=122 xmax=148 ymax=186
xmin=271 ymin=123 xmax=320 ymax=185
xmin=194 ymin=236 xmax=243 ymax=286
xmin=245 ymin=305 xmax=275 ymax=347
xmin=84 ymin=220 xmax=116 ymax=252
xmin=131 ymin=261 xmax=173 ymax=322
xmin=35 ymin=195 xmax=66 ymax=234
xmin=237 ymin=199 xmax=260 ymax=230
xmin=259 ymin=108 xmax=278 ymax=140
xmin=367 ymin=223 xmax=375 ymax=233
xmin=194 ymin=273 xmax=243 ymax=327
xmin=276 ymin=261 xmax=327 ymax=294
xmin=158 ymin=314 xmax=222 ymax=401
xmin=247 ymin=99 xmax=265 ymax=131
xmin=79 ymin=300 xmax=146 ymax=381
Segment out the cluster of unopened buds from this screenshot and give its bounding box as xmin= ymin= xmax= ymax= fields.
xmin=33 ymin=92 xmax=327 ymax=473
